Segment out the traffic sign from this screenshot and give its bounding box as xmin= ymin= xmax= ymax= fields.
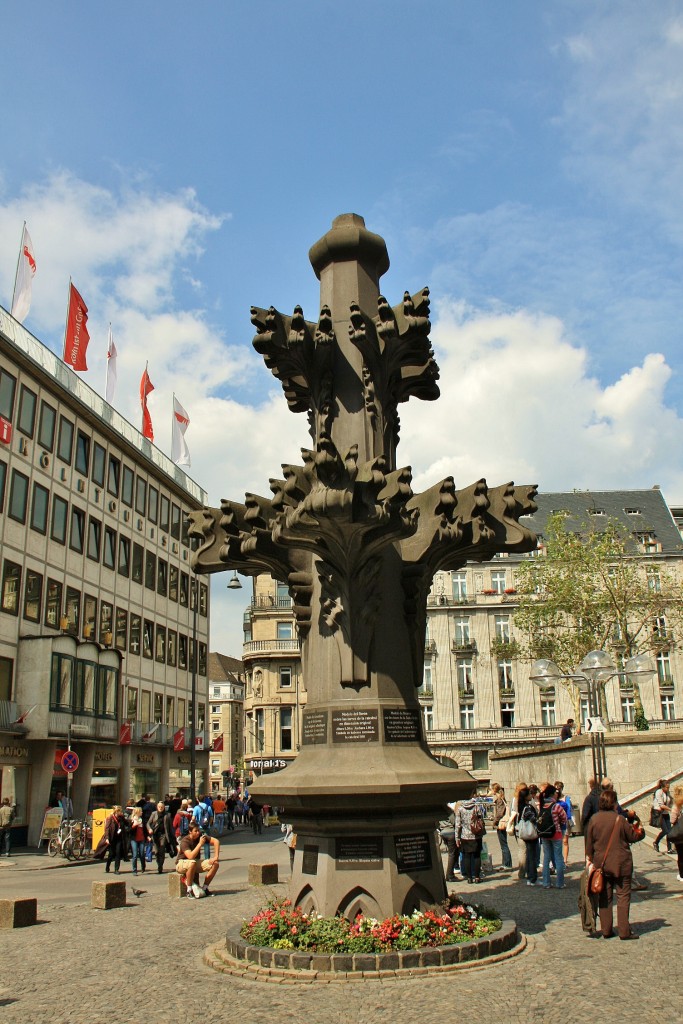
xmin=61 ymin=750 xmax=80 ymax=773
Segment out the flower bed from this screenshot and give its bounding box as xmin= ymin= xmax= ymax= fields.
xmin=240 ymin=894 xmax=501 ymax=954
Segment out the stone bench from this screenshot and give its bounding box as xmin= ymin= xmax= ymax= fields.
xmin=0 ymin=898 xmax=37 ymax=929
xmin=168 ymin=872 xmax=187 ymax=899
xmin=91 ymin=880 xmax=126 ymax=910
xmin=248 ymin=863 xmax=278 ymax=886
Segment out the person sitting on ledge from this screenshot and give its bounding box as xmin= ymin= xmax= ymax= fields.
xmin=175 ymin=821 xmax=220 ymax=898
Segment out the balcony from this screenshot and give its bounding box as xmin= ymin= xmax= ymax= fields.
xmin=251 ymin=596 xmax=294 ymax=609
xmin=451 ymin=640 xmax=477 ymax=655
xmin=428 ymin=725 xmax=559 ymax=743
xmin=243 ymin=639 xmax=301 ymax=656
xmin=424 ymin=639 xmax=437 ymax=654
xmin=48 ymin=712 xmax=118 ymax=740
xmin=499 ymin=686 xmax=516 ymax=699
xmin=0 ymin=701 xmax=25 ymax=733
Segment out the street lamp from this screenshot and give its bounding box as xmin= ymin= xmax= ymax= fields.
xmin=530 ymin=651 xmax=656 ymax=784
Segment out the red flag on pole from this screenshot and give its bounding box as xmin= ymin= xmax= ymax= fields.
xmin=140 ymin=365 xmax=154 ymax=440
xmin=11 ymin=224 xmax=36 ymax=323
xmin=212 ymin=734 xmax=224 ymax=752
xmin=173 ymin=728 xmax=185 ymax=752
xmin=63 ymin=283 xmax=90 ymax=370
xmin=119 ymin=722 xmax=132 ymax=745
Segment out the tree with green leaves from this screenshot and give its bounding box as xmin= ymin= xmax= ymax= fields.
xmin=513 ymin=512 xmax=683 ymax=729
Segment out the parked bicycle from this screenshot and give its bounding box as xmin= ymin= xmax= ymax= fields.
xmin=47 ymin=818 xmax=91 ymax=860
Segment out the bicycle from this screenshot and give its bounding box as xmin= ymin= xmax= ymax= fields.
xmin=47 ymin=819 xmax=90 ymax=859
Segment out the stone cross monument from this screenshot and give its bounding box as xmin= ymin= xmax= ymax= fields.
xmin=189 ymin=214 xmax=537 ymax=918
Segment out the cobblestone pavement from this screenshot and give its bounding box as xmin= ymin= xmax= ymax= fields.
xmin=0 ymin=833 xmax=680 ymax=1024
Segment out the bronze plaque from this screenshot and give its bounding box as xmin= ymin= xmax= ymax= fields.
xmin=302 ymin=710 xmax=328 ymax=745
xmin=302 ymin=844 xmax=319 ymax=876
xmin=383 ymin=707 xmax=421 ymax=742
xmin=394 ymin=833 xmax=432 ymax=874
xmin=335 ymin=837 xmax=383 ymax=870
xmin=331 ymin=709 xmax=379 ymax=743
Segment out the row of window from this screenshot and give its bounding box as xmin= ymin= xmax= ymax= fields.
xmin=0 ymin=368 xmax=192 ymax=538
xmin=125 ymin=687 xmax=205 ymax=732
xmin=0 ymin=561 xmax=207 ymax=674
xmin=50 ymin=653 xmax=119 ymax=719
xmin=247 ymin=707 xmax=294 ymax=752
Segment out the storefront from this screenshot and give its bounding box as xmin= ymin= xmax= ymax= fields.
xmin=90 ymin=748 xmax=121 ymax=810
xmin=130 ymin=750 xmax=162 ymax=804
xmin=0 ymin=742 xmax=32 ymax=847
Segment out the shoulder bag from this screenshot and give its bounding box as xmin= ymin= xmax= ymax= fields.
xmin=589 ymin=815 xmax=621 ymax=895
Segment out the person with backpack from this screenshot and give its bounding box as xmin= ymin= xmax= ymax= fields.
xmin=538 ymin=784 xmax=567 ymax=889
xmin=192 ymin=796 xmax=214 ymax=833
xmin=516 ymin=785 xmax=540 ymax=886
xmin=455 ymin=789 xmax=485 ymax=884
xmin=173 ymin=799 xmax=192 ymax=841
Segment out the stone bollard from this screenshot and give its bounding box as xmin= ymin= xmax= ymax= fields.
xmin=91 ymin=880 xmax=127 ymax=910
xmin=0 ymin=898 xmax=37 ymax=929
xmin=248 ymin=863 xmax=278 ymax=886
xmin=168 ymin=872 xmax=186 ymax=899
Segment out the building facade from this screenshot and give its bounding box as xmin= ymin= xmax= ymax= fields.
xmin=241 ymin=574 xmax=305 ymax=784
xmin=207 ymin=652 xmax=245 ymax=792
xmin=0 ymin=307 xmax=210 ymax=844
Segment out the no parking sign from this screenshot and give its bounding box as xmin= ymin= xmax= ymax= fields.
xmin=61 ymin=750 xmax=80 ymax=773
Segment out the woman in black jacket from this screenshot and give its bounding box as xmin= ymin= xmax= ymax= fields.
xmin=104 ymin=806 xmax=127 ymax=874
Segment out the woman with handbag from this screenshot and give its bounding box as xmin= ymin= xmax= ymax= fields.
xmin=491 ymin=784 xmax=513 ymax=870
xmin=668 ymin=785 xmax=683 ymax=882
xmin=652 ymin=780 xmax=674 ymax=854
xmin=515 ymin=784 xmax=540 ymax=886
xmin=585 ymin=789 xmax=645 ymax=940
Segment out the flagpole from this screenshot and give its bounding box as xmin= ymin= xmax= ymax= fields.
xmin=142 ymin=360 xmax=148 ymax=434
xmin=106 ymin=323 xmax=111 ymax=396
xmin=10 ymin=222 xmax=26 ymax=315
xmin=62 ymin=278 xmax=72 ymax=363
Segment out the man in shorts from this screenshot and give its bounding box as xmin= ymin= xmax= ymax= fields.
xmin=175 ymin=821 xmax=220 ymax=898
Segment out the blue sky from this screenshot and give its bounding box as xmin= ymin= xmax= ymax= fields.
xmin=2 ymin=2 xmax=683 ymax=655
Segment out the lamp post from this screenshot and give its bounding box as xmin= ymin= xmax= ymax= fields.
xmin=530 ymin=651 xmax=656 ymax=785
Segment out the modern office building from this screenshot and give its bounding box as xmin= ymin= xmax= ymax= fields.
xmin=207 ymin=651 xmax=245 ymax=792
xmin=0 ymin=307 xmax=210 ymax=844
xmin=241 ymin=574 xmax=306 ymax=783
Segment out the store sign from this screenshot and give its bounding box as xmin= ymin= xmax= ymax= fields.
xmin=0 ymin=416 xmax=11 ymax=445
xmin=0 ymin=745 xmax=29 ymax=759
xmin=136 ymin=753 xmax=155 ymax=764
xmin=249 ymin=758 xmax=288 ymax=771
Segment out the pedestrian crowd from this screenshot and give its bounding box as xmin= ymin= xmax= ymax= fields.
xmin=442 ymin=773 xmax=683 ymax=942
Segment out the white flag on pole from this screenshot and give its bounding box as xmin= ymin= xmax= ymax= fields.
xmin=171 ymin=395 xmax=191 ymax=468
xmin=11 ymin=224 xmax=36 ymax=323
xmin=105 ymin=326 xmax=117 ymax=404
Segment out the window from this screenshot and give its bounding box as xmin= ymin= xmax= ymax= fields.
xmin=647 ymin=569 xmax=661 ymax=593
xmin=148 ymin=486 xmax=158 ymax=523
xmin=51 ymin=496 xmax=68 ymax=544
xmin=199 ymin=583 xmax=208 ymax=616
xmin=155 ymin=624 xmax=166 ymax=663
xmin=178 ymin=635 xmax=187 ymax=670
xmin=141 ymin=689 xmax=151 ymax=724
xmin=198 ymin=643 xmax=207 ymax=676
xmin=460 ymin=703 xmax=475 ymax=729
xmin=30 ymin=483 xmax=49 ymax=534
xmin=98 ymin=666 xmax=117 ymax=717
xmin=453 ymin=616 xmax=470 ymax=645
xmin=179 ymin=572 xmax=188 ymax=607
xmin=494 ymin=614 xmax=510 ymax=642
xmin=65 ymin=587 xmax=80 ymax=634
xmin=159 ymin=495 xmax=170 ymax=532
xmin=84 ymin=595 xmax=97 ymax=638
xmin=178 ymin=698 xmax=186 ymax=727
xmin=107 ymin=456 xmax=120 ymax=496
xmin=103 ymin=527 xmax=116 ymax=569
xmin=452 ymin=571 xmax=467 ymax=600
xmin=135 ymin=477 xmax=147 ymax=515
xmin=0 ymin=460 xmax=5 ymax=513
xmin=653 ymin=615 xmax=667 ymax=639
xmin=422 ymin=660 xmax=432 ymax=690
xmin=656 ymin=651 xmax=673 ymax=685
xmin=472 ymin=750 xmax=489 ymax=771
xmin=1 ymin=562 xmax=21 ymax=615
xmin=189 ymin=638 xmax=196 ymax=672
xmin=171 ymin=503 xmax=181 ymax=539
xmin=8 ymin=470 xmax=29 ymax=522
xmin=211 ymin=704 xmax=221 ymax=714
xmin=23 ymin=570 xmax=42 ymax=622
xmin=70 ymin=507 xmax=85 ymax=552
xmin=129 ymin=615 xmax=141 ymax=655
xmin=0 ymin=657 xmax=13 ymax=701
xmin=145 ymin=550 xmax=156 ymax=590
xmin=50 ymin=653 xmax=74 ymax=709
xmin=541 ymin=700 xmax=556 ymax=727
xmin=636 ymin=532 xmax=660 ymax=554
xmin=167 ymin=630 xmax=177 ymax=667
xmin=190 ymin=578 xmax=197 ymax=611
xmin=142 ymin=620 xmax=153 ymax=659
xmin=118 ymin=537 xmax=130 ymax=577
xmin=17 ymin=385 xmax=37 ymax=437
xmin=501 ymin=701 xmax=515 ymax=728
xmin=491 ymin=570 xmax=507 ymax=594
xmin=621 ymin=695 xmax=635 ymax=723
xmin=661 ymin=694 xmax=676 ymax=721
xmin=280 ymin=707 xmax=293 ymax=751
xmin=87 ymin=517 xmax=102 ymax=561
xmin=38 ymin=402 xmax=56 ymax=450
xmin=127 ymin=687 xmax=138 ymax=720
xmin=165 ymin=696 xmax=174 ymax=727
xmin=74 ymin=661 xmax=96 ymax=714
xmin=277 ymin=621 xmax=293 ymax=641
xmin=132 ymin=543 xmax=144 ymax=584
xmin=45 ymin=579 xmax=62 ymax=629
xmin=153 ymin=693 xmax=163 ymax=724
xmin=181 ymin=511 xmax=190 ymax=548
xmin=0 ymin=370 xmax=16 ymax=420
xmin=75 ymin=431 xmax=90 ymax=476
xmin=99 ymin=602 xmax=113 ymax=643
xmin=57 ymin=417 xmax=74 ymax=463
xmin=498 ymin=660 xmax=514 ymax=690
xmin=121 ymin=465 xmax=134 ymax=506
xmin=169 ymin=566 xmax=178 ymax=602
xmin=157 ymin=559 xmax=167 ymax=597
xmin=457 ymin=659 xmax=472 ymax=691
xmin=92 ymin=442 xmax=106 ymax=486
xmin=423 ymin=705 xmax=433 ymax=732
xmin=115 ymin=609 xmax=127 ymax=651
xmin=197 ymin=702 xmax=206 ymax=730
